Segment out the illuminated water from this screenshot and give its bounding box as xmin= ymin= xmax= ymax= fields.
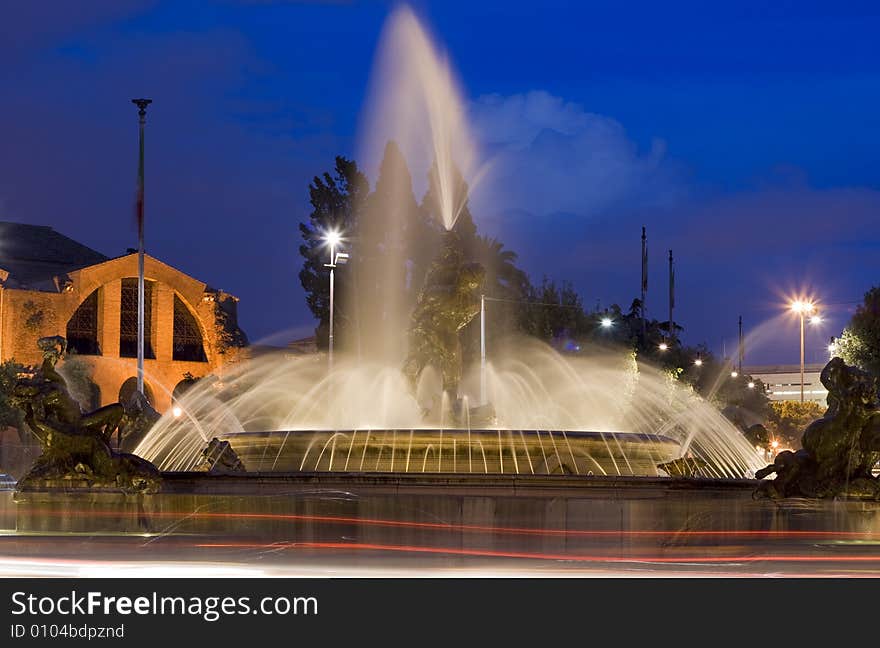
xmin=136 ymin=340 xmax=761 ymax=478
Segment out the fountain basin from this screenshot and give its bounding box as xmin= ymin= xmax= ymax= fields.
xmin=218 ymin=429 xmax=681 ymax=476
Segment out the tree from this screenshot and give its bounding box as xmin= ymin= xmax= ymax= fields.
xmin=298 ymin=156 xmax=369 ymax=350
xmin=0 ymin=358 xmax=34 ymax=478
xmin=0 ymin=359 xmax=26 ymax=432
xmin=518 ymin=278 xmax=591 ymax=347
xmin=475 ymin=235 xmax=530 ymax=304
xmin=461 ymin=235 xmax=532 ymax=358
xmin=835 ymin=286 xmax=880 ymax=377
xmin=420 ymin=158 xmax=476 ymax=248
xmin=420 ymin=159 xmax=489 ymax=363
xmin=765 ymin=400 xmax=825 ymax=450
xmin=349 ymin=141 xmax=435 ymax=360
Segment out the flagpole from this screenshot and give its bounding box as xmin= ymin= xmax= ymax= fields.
xmin=132 ymin=98 xmax=152 ymax=398
xmin=668 ymin=249 xmax=674 ymax=344
xmin=738 ymin=315 xmax=744 ymax=374
xmin=641 ymin=226 xmax=647 ymax=337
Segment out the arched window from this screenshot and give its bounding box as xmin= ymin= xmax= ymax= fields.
xmin=173 ymin=295 xmax=207 ymax=362
xmin=66 ymin=289 xmax=100 ymax=355
xmin=118 ymin=377 xmax=155 ymax=408
xmin=119 ymin=278 xmax=154 ymax=358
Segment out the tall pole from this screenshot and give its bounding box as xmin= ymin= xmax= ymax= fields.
xmin=668 ymin=249 xmax=674 ymax=344
xmin=641 ymin=226 xmax=647 ymax=338
xmin=480 ymin=294 xmax=486 ymax=406
xmin=738 ymin=315 xmax=744 ymax=374
xmin=328 ymin=239 xmax=336 ymax=375
xmin=800 ymin=313 xmax=805 ymax=403
xmin=132 ymin=98 xmax=151 ymax=397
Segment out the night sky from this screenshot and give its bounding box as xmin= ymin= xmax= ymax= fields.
xmin=2 ymin=1 xmax=878 ymax=365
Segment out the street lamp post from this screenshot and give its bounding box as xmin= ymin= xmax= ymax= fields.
xmin=323 ymin=231 xmax=347 ymax=373
xmin=790 ymin=300 xmax=820 ymax=404
xmin=799 ymin=310 xmax=805 ymax=403
xmin=480 ymin=293 xmax=486 ymax=406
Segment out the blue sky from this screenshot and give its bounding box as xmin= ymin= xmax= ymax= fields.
xmin=2 ymin=1 xmax=878 ymax=364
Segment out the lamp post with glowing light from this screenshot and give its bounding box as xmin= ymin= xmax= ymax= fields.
xmin=324 ymin=230 xmax=348 ymax=373
xmin=790 ymin=300 xmax=820 ymax=403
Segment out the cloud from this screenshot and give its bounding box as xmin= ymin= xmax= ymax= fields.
xmin=469 ymin=91 xmax=685 ymax=223
xmin=462 ymin=90 xmax=880 ymax=363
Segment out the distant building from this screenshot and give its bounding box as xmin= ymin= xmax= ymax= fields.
xmin=743 ymin=362 xmax=828 ymax=407
xmin=0 ymin=222 xmax=247 ymax=413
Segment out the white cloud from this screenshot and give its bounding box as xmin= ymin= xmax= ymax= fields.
xmin=469 ymin=90 xmax=684 ymax=222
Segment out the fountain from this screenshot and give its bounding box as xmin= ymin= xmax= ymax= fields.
xmin=131 ymin=6 xmax=762 ymax=482
xmin=8 ymin=6 xmax=880 ymax=578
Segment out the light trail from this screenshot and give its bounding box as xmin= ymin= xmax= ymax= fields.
xmin=9 ymin=508 xmax=880 ymax=540
xmin=194 ymin=540 xmax=880 ymax=564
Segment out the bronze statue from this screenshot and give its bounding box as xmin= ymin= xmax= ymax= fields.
xmin=402 ymin=231 xmax=485 ymax=421
xmin=754 ymin=357 xmax=880 ymax=499
xmin=118 ymin=390 xmax=162 ymax=454
xmin=194 ymin=438 xmax=246 ymax=474
xmin=10 ymin=336 xmax=160 ymax=492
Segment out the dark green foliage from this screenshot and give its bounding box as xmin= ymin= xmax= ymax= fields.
xmin=348 ymin=141 xmax=440 ymax=358
xmin=835 ymin=286 xmax=880 ymax=377
xmin=0 ymin=359 xmax=26 ymax=432
xmin=766 ymin=400 xmax=825 ymax=450
xmin=298 ymin=156 xmax=369 ymax=349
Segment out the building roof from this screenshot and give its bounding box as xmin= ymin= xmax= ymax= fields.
xmin=743 ymin=363 xmax=826 ymax=375
xmin=0 ymin=222 xmax=108 ymax=291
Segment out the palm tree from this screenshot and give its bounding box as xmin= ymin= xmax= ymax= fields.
xmin=473 ymin=235 xmax=530 ymax=301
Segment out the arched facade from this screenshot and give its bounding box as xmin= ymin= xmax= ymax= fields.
xmin=0 ymin=253 xmax=246 ymax=414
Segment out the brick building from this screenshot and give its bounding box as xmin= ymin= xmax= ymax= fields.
xmin=0 ymin=221 xmax=247 ymax=414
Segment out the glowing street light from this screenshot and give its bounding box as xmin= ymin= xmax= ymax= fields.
xmin=658 ymin=343 xmax=668 ymax=351
xmin=324 ymin=229 xmax=348 ymax=373
xmin=747 ymin=381 xmax=755 ymax=389
xmin=730 ymin=371 xmax=738 ymax=378
xmin=172 ymin=406 xmax=183 ymax=418
xmin=600 ymin=317 xmax=613 ymax=328
xmin=790 ymin=300 xmax=815 ymax=315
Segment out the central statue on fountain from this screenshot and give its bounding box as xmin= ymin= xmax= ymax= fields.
xmin=754 ymin=357 xmax=880 ymax=499
xmin=402 ymin=231 xmax=494 ymax=425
